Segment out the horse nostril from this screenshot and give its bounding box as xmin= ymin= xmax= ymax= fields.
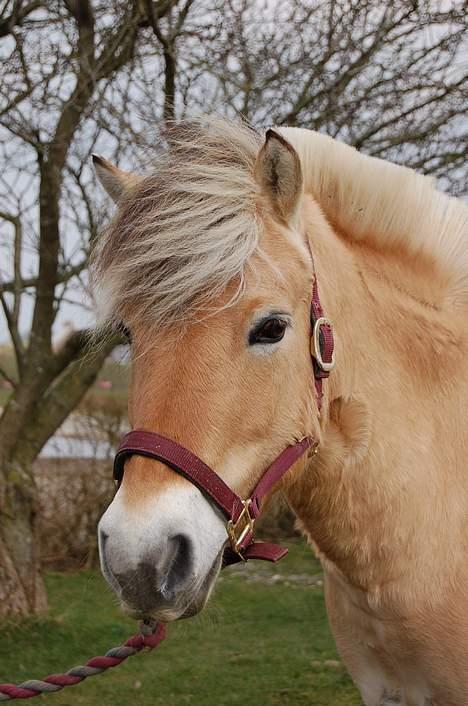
xmin=161 ymin=534 xmax=194 ymax=598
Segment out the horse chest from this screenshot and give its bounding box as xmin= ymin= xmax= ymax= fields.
xmin=350 ymin=619 xmax=433 ymax=706
xmin=324 ymin=573 xmax=436 ymax=706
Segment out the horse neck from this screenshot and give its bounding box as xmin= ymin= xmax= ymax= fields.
xmin=284 ymin=197 xmax=467 ymax=590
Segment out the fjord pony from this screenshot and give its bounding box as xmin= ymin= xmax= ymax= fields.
xmin=93 ymin=119 xmax=468 ymax=706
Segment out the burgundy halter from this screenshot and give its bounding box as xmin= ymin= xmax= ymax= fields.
xmin=113 ymin=277 xmax=335 ymax=566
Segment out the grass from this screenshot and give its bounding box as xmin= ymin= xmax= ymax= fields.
xmin=0 ymin=542 xmax=361 ymax=705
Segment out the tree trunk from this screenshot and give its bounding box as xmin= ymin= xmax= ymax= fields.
xmin=0 ymin=458 xmax=47 ymax=617
xmin=0 ymin=335 xmax=120 ymax=616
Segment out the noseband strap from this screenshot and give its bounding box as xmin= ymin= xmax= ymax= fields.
xmin=114 ymin=432 xmax=314 ymax=565
xmin=113 ymin=275 xmax=334 ymax=565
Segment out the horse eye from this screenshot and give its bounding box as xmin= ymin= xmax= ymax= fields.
xmin=249 ymin=317 xmax=288 ymax=345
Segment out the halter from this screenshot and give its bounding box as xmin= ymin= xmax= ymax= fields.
xmin=113 ymin=277 xmax=335 ymax=565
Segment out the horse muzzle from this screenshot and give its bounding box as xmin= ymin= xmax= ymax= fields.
xmin=97 ymin=480 xmax=227 ymax=620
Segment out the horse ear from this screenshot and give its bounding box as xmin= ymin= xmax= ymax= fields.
xmin=255 ymin=129 xmax=303 ymax=223
xmin=92 ymin=155 xmax=141 ymax=203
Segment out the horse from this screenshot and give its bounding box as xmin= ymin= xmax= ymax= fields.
xmin=91 ymin=117 xmax=468 ymax=706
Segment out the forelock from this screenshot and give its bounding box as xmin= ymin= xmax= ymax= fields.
xmin=91 ymin=116 xmax=262 ymax=334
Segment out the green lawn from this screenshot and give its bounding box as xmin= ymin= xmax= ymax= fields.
xmin=0 ymin=542 xmax=361 ymax=705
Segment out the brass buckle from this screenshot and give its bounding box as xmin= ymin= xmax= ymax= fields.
xmin=312 ymin=317 xmax=335 ymax=372
xmin=227 ymin=499 xmax=255 ymax=558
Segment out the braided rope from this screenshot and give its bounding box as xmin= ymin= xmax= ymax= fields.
xmin=0 ymin=620 xmax=166 ymax=701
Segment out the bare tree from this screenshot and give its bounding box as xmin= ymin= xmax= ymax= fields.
xmin=197 ymin=0 xmax=466 ymax=194
xmin=0 ymin=0 xmax=195 ymax=617
xmin=0 ymin=0 xmax=466 ymax=617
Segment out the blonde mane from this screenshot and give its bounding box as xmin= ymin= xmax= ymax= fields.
xmin=92 ymin=117 xmax=468 ymax=331
xmin=279 ymin=126 xmax=468 ymax=301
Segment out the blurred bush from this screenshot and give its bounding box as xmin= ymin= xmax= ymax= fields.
xmin=36 ymin=457 xmax=112 ymax=570
xmin=36 ymin=392 xmax=127 ymax=569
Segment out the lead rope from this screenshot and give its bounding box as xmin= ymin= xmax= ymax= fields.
xmin=0 ymin=620 xmax=166 ymax=701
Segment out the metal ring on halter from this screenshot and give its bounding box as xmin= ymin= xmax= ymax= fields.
xmin=312 ymin=317 xmax=335 ymax=372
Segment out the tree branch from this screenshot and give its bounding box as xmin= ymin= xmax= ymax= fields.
xmin=0 ymin=0 xmax=43 ymax=37
xmin=0 ymin=260 xmax=88 ymax=295
xmin=0 ymin=366 xmax=16 ymax=389
xmin=19 ymin=331 xmax=123 ymax=464
xmin=144 ymin=0 xmax=195 ymax=121
xmin=27 ymin=1 xmax=95 ymax=361
xmin=0 ymin=291 xmax=25 ymax=374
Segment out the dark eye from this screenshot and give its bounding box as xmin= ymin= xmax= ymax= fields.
xmin=249 ymin=317 xmax=288 ymax=345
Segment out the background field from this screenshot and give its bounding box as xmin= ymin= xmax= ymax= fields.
xmin=0 ymin=541 xmax=361 ymax=706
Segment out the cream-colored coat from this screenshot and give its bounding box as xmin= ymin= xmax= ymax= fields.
xmin=279 ymin=128 xmax=468 ymax=706
xmin=286 ymin=199 xmax=468 ymax=706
